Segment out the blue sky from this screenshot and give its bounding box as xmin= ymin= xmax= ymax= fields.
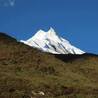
xmin=0 ymin=0 xmax=98 ymax=53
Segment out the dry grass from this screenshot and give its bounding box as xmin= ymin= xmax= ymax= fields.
xmin=0 ymin=33 xmax=98 ymax=98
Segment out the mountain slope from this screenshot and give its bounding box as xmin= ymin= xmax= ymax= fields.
xmin=20 ymin=28 xmax=85 ymax=54
xmin=0 ymin=33 xmax=98 ymax=98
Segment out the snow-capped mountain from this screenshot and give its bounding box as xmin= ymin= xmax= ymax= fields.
xmin=20 ymin=28 xmax=85 ymax=54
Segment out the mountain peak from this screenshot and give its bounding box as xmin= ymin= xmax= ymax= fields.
xmin=48 ymin=27 xmax=55 ymax=32
xmin=20 ymin=28 xmax=85 ymax=54
xmin=30 ymin=27 xmax=57 ymax=41
xmin=32 ymin=29 xmax=46 ymax=40
xmin=47 ymin=27 xmax=57 ymax=37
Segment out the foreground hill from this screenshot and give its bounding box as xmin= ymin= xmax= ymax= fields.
xmin=0 ymin=33 xmax=98 ymax=98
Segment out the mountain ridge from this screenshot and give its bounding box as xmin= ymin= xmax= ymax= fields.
xmin=0 ymin=32 xmax=98 ymax=98
xmin=0 ymin=32 xmax=97 ymax=59
xmin=20 ymin=28 xmax=85 ymax=54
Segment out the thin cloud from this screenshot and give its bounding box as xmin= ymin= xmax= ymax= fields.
xmin=9 ymin=0 xmax=15 ymax=6
xmin=0 ymin=0 xmax=15 ymax=7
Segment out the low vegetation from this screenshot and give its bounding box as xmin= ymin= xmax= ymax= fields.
xmin=0 ymin=33 xmax=98 ymax=98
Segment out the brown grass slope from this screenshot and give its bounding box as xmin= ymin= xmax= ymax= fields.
xmin=0 ymin=33 xmax=98 ymax=98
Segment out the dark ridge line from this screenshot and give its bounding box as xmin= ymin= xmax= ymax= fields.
xmin=0 ymin=32 xmax=17 ymax=41
xmin=54 ymin=53 xmax=98 ymax=62
xmin=0 ymin=32 xmax=13 ymax=38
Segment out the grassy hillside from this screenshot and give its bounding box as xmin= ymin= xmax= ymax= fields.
xmin=0 ymin=33 xmax=98 ymax=98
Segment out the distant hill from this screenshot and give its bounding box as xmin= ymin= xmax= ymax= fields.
xmin=0 ymin=32 xmax=98 ymax=98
